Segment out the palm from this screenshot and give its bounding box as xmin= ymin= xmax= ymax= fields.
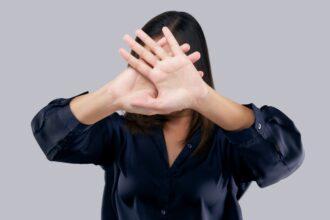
xmin=103 ymin=36 xmax=198 ymax=115
xmin=150 ymin=55 xmax=204 ymax=113
xmin=105 ymin=66 xmax=157 ymax=115
xmin=119 ymin=27 xmax=208 ymax=115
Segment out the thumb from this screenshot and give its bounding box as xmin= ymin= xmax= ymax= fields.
xmin=187 ymin=51 xmax=201 ymax=64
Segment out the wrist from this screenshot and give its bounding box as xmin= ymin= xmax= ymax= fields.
xmin=190 ymin=81 xmax=211 ymax=112
xmin=94 ymin=85 xmax=122 ymax=114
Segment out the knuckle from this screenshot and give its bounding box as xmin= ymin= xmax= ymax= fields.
xmin=141 ymin=49 xmax=148 ymax=59
xmin=136 ymin=62 xmax=143 ymax=71
xmin=155 ymin=47 xmax=162 ymax=54
xmin=152 ymin=67 xmax=161 ymax=75
xmin=153 ymin=58 xmax=159 ymax=66
xmin=132 ymin=61 xmax=138 ymax=69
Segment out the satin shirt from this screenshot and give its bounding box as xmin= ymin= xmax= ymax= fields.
xmin=31 ymin=90 xmax=305 ymax=220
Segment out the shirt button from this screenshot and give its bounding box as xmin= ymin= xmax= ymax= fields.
xmin=161 ymin=209 xmax=166 ymax=215
xmin=187 ymin=143 xmax=192 ymax=149
xmin=257 ymin=123 xmax=262 ymax=130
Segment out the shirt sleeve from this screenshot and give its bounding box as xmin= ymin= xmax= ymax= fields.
xmin=220 ymin=103 xmax=305 ymax=188
xmin=30 ymin=90 xmax=126 ymax=166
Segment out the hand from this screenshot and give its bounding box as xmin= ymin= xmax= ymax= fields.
xmin=119 ymin=26 xmax=208 ymax=115
xmin=99 ymin=36 xmax=202 ymax=115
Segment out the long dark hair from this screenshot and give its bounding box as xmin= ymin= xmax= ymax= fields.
xmin=123 ymin=11 xmax=216 ymax=157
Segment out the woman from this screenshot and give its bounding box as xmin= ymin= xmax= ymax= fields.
xmin=31 ymin=11 xmax=304 ymax=220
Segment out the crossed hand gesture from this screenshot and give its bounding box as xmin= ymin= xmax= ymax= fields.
xmin=104 ymin=26 xmax=209 ymax=116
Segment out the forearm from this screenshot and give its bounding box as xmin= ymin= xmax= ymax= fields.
xmin=70 ymin=85 xmax=121 ymax=125
xmin=192 ymin=83 xmax=255 ymax=131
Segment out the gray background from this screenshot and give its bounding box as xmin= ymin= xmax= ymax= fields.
xmin=1 ymin=0 xmax=328 ymax=219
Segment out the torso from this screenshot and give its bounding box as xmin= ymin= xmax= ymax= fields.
xmin=162 ymin=127 xmax=187 ymax=168
xmin=100 ymin=119 xmax=249 ymax=220
xmin=161 ymin=112 xmax=192 ymax=168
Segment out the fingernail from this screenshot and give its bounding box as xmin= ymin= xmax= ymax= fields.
xmin=118 ymin=47 xmax=125 ymax=53
xmin=118 ymin=48 xmax=124 ymax=55
xmin=123 ymin=34 xmax=129 ymax=41
xmin=135 ymin=29 xmax=141 ymax=35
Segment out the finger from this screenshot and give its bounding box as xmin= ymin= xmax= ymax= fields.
xmin=123 ymin=34 xmax=159 ymax=67
xmin=162 ymin=26 xmax=182 ymax=56
xmin=181 ymin=43 xmax=190 ymax=53
xmin=187 ymin=51 xmax=201 ymax=63
xmin=156 ymin=37 xmax=167 ymax=47
xmin=188 ymin=54 xmax=200 ymax=64
xmin=118 ymin=48 xmax=155 ymax=82
xmin=198 ymin=71 xmax=204 ymax=77
xmin=158 ymin=37 xmax=189 ymax=50
xmin=157 ymin=37 xmax=190 ymax=53
xmin=135 ymin=29 xmax=169 ymax=60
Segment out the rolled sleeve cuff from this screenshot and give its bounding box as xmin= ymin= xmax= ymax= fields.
xmin=33 ymin=90 xmax=91 ymax=155
xmin=222 ymin=103 xmax=271 ymax=145
xmin=56 ymin=91 xmax=92 ymax=135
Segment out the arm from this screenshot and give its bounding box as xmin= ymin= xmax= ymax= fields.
xmin=193 ymin=84 xmax=305 ymax=188
xmin=30 ymin=87 xmax=124 ymax=165
xmin=68 ymin=85 xmax=120 ymax=125
xmin=193 ymin=84 xmax=256 ymax=132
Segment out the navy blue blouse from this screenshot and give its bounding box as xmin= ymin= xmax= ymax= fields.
xmin=31 ymin=90 xmax=305 ymax=220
